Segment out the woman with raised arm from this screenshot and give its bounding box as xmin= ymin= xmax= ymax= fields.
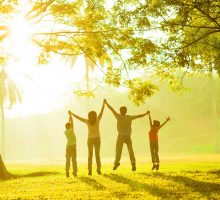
xmin=69 ymin=100 xmax=106 ymax=175
xmin=148 ymin=111 xmax=170 ymax=170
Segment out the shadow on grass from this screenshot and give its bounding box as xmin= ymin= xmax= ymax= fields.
xmin=0 ymin=171 xmax=60 ymax=181
xmin=17 ymin=172 xmax=60 ymax=178
xmin=79 ymin=176 xmax=106 ymax=190
xmin=140 ymin=172 xmax=220 ymax=198
xmin=104 ymin=174 xmax=172 ymax=199
xmin=208 ymin=170 xmax=220 ymax=176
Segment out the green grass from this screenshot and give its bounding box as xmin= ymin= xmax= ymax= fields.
xmin=1 ymin=157 xmax=220 ymax=200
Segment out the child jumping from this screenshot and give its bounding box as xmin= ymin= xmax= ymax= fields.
xmin=148 ymin=111 xmax=170 ymax=170
xmin=64 ymin=112 xmax=77 ymax=177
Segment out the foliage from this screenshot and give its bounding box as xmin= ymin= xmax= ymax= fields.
xmin=128 ymin=78 xmax=159 ymax=106
xmin=0 ymin=0 xmax=220 ymax=104
xmin=146 ymin=0 xmax=220 ymax=77
xmin=74 ymin=90 xmax=95 ymax=98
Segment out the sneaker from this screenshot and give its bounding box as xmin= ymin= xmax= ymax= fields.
xmin=97 ymin=170 xmax=102 ymax=175
xmin=132 ymin=164 xmax=136 ymax=171
xmin=66 ymin=172 xmax=69 ymax=178
xmin=113 ymin=163 xmax=120 ymax=170
xmin=151 ymin=164 xmax=157 ymax=170
xmin=156 ymin=164 xmax=159 ymax=170
xmin=88 ymin=171 xmax=92 ymax=176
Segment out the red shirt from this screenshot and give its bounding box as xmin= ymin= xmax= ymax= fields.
xmin=149 ymin=127 xmax=159 ymax=143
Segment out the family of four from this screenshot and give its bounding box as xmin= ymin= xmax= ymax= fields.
xmin=64 ymin=99 xmax=170 ymax=177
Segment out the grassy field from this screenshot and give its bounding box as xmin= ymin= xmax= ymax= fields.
xmin=1 ymin=156 xmax=220 ymax=200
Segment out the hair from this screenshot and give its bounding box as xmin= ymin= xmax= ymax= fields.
xmin=120 ymin=106 xmax=127 ymax=115
xmin=88 ymin=111 xmax=97 ymax=126
xmin=65 ymin=123 xmax=71 ymax=129
xmin=153 ymin=120 xmax=160 ymax=128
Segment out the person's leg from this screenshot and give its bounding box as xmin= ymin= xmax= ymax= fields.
xmin=94 ymin=138 xmax=101 ymax=174
xmin=72 ymin=145 xmax=77 ymax=176
xmin=126 ymin=137 xmax=136 ymax=171
xmin=65 ymin=146 xmax=71 ymax=177
xmin=114 ymin=136 xmax=124 ymax=168
xmin=87 ymin=139 xmax=93 ymax=175
xmin=150 ymin=142 xmax=156 ymax=163
xmin=150 ymin=142 xmax=157 ymax=170
xmin=155 ymin=142 xmax=160 ymax=170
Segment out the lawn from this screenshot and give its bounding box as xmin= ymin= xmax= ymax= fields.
xmin=0 ymin=156 xmax=220 ymax=200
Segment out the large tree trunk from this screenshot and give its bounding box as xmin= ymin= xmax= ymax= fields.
xmin=0 ymin=154 xmax=12 ymax=179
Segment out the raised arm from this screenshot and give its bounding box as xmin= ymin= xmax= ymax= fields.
xmin=105 ymin=100 xmax=119 ymax=118
xmin=98 ymin=100 xmax=105 ymax=120
xmin=68 ymin=110 xmax=87 ymax=123
xmin=68 ymin=113 xmax=73 ymax=128
xmin=159 ymin=117 xmax=170 ymax=129
xmin=131 ymin=111 xmax=150 ymax=120
xmin=149 ymin=112 xmax=153 ymax=127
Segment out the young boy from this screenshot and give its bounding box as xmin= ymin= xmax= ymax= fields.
xmin=148 ymin=111 xmax=170 ymax=170
xmin=64 ymin=112 xmax=77 ymax=177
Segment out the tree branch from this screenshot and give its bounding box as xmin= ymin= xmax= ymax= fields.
xmin=194 ymin=4 xmax=220 ymax=28
xmin=181 ymin=30 xmax=220 ymax=49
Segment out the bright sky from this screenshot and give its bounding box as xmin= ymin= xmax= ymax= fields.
xmin=2 ymin=0 xmax=88 ymax=117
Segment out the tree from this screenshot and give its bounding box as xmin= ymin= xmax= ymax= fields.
xmin=0 ymin=1 xmax=220 ymax=152
xmin=28 ymin=0 xmax=220 ymax=150
xmin=0 ymin=68 xmax=22 ymax=157
xmin=141 ymin=0 xmax=220 ymax=152
xmin=0 ymin=154 xmax=12 ymax=179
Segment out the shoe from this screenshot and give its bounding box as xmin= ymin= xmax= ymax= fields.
xmin=97 ymin=170 xmax=102 ymax=175
xmin=151 ymin=164 xmax=157 ymax=170
xmin=156 ymin=164 xmax=159 ymax=170
xmin=73 ymin=172 xmax=77 ymax=177
xmin=132 ymin=164 xmax=136 ymax=171
xmin=88 ymin=171 xmax=92 ymax=176
xmin=113 ymin=163 xmax=120 ymax=170
xmin=66 ymin=172 xmax=69 ymax=178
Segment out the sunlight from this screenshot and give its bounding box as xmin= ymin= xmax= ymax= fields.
xmin=3 ymin=12 xmax=86 ymax=118
xmin=8 ymin=16 xmax=33 ymax=42
xmin=6 ymin=56 xmax=85 ymax=118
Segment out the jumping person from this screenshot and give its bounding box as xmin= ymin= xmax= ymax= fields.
xmin=148 ymin=111 xmax=170 ymax=170
xmin=105 ymin=100 xmax=149 ymax=171
xmin=69 ymin=100 xmax=105 ymax=175
xmin=64 ymin=112 xmax=77 ymax=177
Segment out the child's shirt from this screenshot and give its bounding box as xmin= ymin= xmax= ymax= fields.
xmin=149 ymin=127 xmax=159 ymax=143
xmin=65 ymin=128 xmax=76 ymax=146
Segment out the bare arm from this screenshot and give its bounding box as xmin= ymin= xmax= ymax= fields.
xmin=149 ymin=112 xmax=153 ymax=127
xmin=105 ymin=101 xmax=119 ymax=118
xmin=131 ymin=111 xmax=150 ymax=120
xmin=98 ymin=100 xmax=105 ymax=120
xmin=69 ymin=110 xmax=87 ymax=123
xmin=69 ymin=113 xmax=73 ymax=128
xmin=159 ymin=117 xmax=170 ymax=129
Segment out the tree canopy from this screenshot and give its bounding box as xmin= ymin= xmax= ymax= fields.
xmin=0 ymin=0 xmax=219 ymax=105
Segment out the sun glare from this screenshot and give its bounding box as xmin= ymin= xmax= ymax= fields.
xmin=3 ymin=12 xmax=86 ymax=118
xmin=8 ymin=17 xmax=33 ymax=42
